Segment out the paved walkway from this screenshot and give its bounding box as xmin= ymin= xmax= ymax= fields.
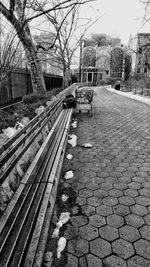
xmin=45 ymin=87 xmax=150 ymax=267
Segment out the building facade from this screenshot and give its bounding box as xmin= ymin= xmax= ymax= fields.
xmin=134 ymin=33 xmax=150 ymax=77
xmin=80 ymin=34 xmax=122 ymax=84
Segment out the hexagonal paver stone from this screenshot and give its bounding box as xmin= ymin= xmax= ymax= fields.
xmin=119 ymin=225 xmax=140 ymax=242
xmin=93 ymin=177 xmax=105 ymax=184
xmin=68 ymin=237 xmax=89 ymax=257
xmin=99 ymin=225 xmax=119 ymax=241
xmin=140 ymin=225 xmax=150 ymax=241
xmin=109 ymin=189 xmax=123 ymax=197
xmin=97 ymin=171 xmax=109 ymax=178
xmin=114 ymin=183 xmax=128 ymax=190
xmin=76 ymin=182 xmax=85 ymax=190
xmin=85 ymin=170 xmax=97 ymax=178
xmin=127 ymin=255 xmax=150 ymax=267
xmin=70 ymin=215 xmax=88 ymax=227
xmin=100 ymin=183 xmax=113 ymax=190
xmin=87 ymin=196 xmax=102 ymax=207
xmin=79 ymin=256 xmax=86 ymax=266
xmin=76 ymin=196 xmax=86 ymax=206
xmin=79 ymin=189 xmax=93 ymax=198
xmin=119 ymin=177 xmax=131 ymax=183
xmin=134 ymin=239 xmax=150 ymax=260
xmin=96 ymin=205 xmax=113 ymax=217
xmin=102 ymin=196 xmax=118 ymax=206
xmin=79 ymin=225 xmax=98 ymax=241
xmin=144 ymin=214 xmax=150 ymax=225
xmin=128 ymin=182 xmax=141 ymax=190
xmin=127 ymin=166 xmax=138 ymax=172
xmin=130 ymin=204 xmax=148 ymax=216
xmin=90 ymin=238 xmax=112 ymax=258
xmin=112 ymin=239 xmax=134 ymax=259
xmin=64 ymin=225 xmax=79 ymax=240
xmin=103 ymin=255 xmax=127 ymax=267
xmin=143 ymin=182 xmax=150 ymax=188
xmin=66 ymin=253 xmax=78 ymax=267
xmin=82 ymin=205 xmax=95 ymax=216
xmin=124 ymin=189 xmax=139 ymax=197
xmin=89 ymin=214 xmax=106 ymax=228
xmin=132 ymin=177 xmax=145 ymax=183
xmin=139 ymin=188 xmax=150 ymax=197
xmin=135 ymin=196 xmax=150 ymax=206
xmin=94 ymin=189 xmax=108 ymax=198
xmin=125 ymin=214 xmax=145 ymax=228
xmin=107 ymin=214 xmax=124 ymax=228
xmin=119 ymin=196 xmax=135 ymax=206
xmin=78 ymin=177 xmax=91 ymax=184
xmin=105 ymin=177 xmax=118 ymax=184
xmin=113 ymin=204 xmax=130 ymax=216
xmin=85 ymin=182 xmax=99 ymax=190
xmin=86 ymin=254 xmax=102 ymax=267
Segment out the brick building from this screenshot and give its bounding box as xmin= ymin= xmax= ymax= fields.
xmin=135 ymin=33 xmax=150 ymax=77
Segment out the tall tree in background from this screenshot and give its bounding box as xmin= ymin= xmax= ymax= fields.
xmin=0 ymin=0 xmax=95 ymax=94
xmin=0 ymin=28 xmax=25 ymax=81
xmin=44 ymin=0 xmax=98 ymax=88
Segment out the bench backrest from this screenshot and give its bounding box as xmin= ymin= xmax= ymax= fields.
xmin=0 ymin=84 xmax=76 ymax=187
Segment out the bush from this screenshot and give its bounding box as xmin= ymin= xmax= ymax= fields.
xmin=0 ymin=110 xmax=17 ymax=132
xmin=22 ymin=93 xmax=47 ymax=104
xmin=0 ymin=87 xmax=64 ymax=132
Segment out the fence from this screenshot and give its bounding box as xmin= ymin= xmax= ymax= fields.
xmin=0 ymin=69 xmax=63 ymax=106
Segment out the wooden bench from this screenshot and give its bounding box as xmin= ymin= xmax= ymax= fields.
xmin=0 ymin=86 xmax=75 ymax=267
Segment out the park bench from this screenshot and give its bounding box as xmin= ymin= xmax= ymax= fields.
xmin=0 ymin=85 xmax=76 ymax=267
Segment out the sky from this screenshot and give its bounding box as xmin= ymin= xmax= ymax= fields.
xmin=80 ymin=0 xmax=149 ymax=45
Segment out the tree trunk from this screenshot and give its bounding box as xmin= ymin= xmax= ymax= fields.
xmin=25 ymin=47 xmax=46 ymax=95
xmin=63 ymin=68 xmax=71 ymax=89
xmin=0 ymin=2 xmax=46 ymax=95
xmin=15 ymin=28 xmax=46 ymax=95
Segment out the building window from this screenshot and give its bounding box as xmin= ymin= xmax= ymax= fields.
xmin=138 ymin=57 xmax=141 ymax=65
xmin=106 ymin=70 xmax=109 ymax=75
xmin=137 ymin=68 xmax=140 ymax=73
xmin=144 ymin=68 xmax=147 ymax=73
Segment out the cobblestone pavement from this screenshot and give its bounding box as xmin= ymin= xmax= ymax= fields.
xmin=46 ymin=87 xmax=150 ymax=267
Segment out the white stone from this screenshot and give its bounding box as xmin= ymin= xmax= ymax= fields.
xmin=72 ymin=121 xmax=78 ymax=128
xmin=66 ymin=154 xmax=73 ymax=160
xmin=82 ymin=143 xmax=93 ymax=148
xmin=58 ymin=212 xmax=70 ymax=225
xmin=64 ymin=170 xmax=74 ymax=179
xmin=68 ymin=134 xmax=77 ymax=147
xmin=57 ymin=237 xmax=67 ymax=258
xmin=62 ymin=194 xmax=69 ymax=202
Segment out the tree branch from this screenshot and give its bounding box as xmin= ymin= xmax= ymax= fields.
xmin=26 ymin=0 xmax=95 ymax=23
xmin=9 ymin=0 xmax=15 ymax=13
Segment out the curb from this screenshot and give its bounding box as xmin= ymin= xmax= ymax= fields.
xmin=106 ymin=87 xmax=150 ymax=106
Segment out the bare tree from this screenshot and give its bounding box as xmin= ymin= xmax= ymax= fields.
xmin=0 ymin=25 xmax=26 ymax=82
xmin=0 ymin=0 xmax=95 ymax=94
xmin=43 ymin=0 xmax=98 ymax=88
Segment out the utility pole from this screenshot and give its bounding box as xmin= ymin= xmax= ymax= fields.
xmin=0 ymin=13 xmax=1 ymax=82
xmin=0 ymin=13 xmax=1 ymax=67
xmin=79 ymin=39 xmax=83 ymax=82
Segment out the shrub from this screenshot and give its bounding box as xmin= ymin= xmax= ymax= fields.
xmin=22 ymin=93 xmax=47 ymax=104
xmin=0 ymin=110 xmax=17 ymax=132
xmin=0 ymin=87 xmax=64 ymax=132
